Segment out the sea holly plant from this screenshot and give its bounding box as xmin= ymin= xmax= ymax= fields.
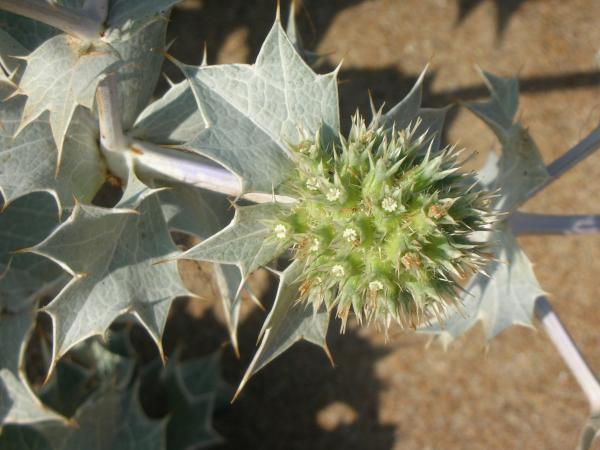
xmin=0 ymin=1 xmax=600 ymax=449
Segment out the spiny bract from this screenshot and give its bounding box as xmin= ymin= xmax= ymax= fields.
xmin=270 ymin=115 xmax=495 ymax=330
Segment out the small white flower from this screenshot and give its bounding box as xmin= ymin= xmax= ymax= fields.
xmin=310 ymin=238 xmax=320 ymax=252
xmin=343 ymin=227 xmax=358 ymax=243
xmin=332 ymin=265 xmax=345 ymax=277
xmin=381 ymin=196 xmax=398 ymax=212
xmin=369 ymin=280 xmax=384 ymax=291
xmin=306 ymin=177 xmax=319 ymax=191
xmin=274 ymin=224 xmax=287 ymax=239
xmin=326 ymin=188 xmax=341 ymax=201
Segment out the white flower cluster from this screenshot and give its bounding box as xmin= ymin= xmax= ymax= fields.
xmin=306 ymin=177 xmax=319 ymax=191
xmin=381 ymin=196 xmax=398 ymax=212
xmin=332 ymin=265 xmax=345 ymax=277
xmin=343 ymin=227 xmax=358 ymax=243
xmin=326 ymin=188 xmax=341 ymax=201
xmin=368 ymin=280 xmax=384 ymax=292
xmin=274 ymin=224 xmax=287 ymax=239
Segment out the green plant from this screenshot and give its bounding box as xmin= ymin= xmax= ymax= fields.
xmin=0 ymin=1 xmax=599 ymax=449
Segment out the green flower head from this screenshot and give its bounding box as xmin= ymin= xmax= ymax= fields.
xmin=271 ymin=114 xmax=496 ymax=331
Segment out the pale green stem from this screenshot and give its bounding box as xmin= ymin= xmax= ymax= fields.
xmin=96 ymin=73 xmax=127 ymax=154
xmin=94 ymin=70 xmax=293 ymax=204
xmin=535 ymin=297 xmax=600 ymax=413
xmin=130 ymin=139 xmax=297 ymax=204
xmin=509 ymin=212 xmax=600 ymax=235
xmin=526 ymin=124 xmax=600 ymax=203
xmin=83 ymin=0 xmax=109 ymax=24
xmin=0 ymin=0 xmax=103 ymax=41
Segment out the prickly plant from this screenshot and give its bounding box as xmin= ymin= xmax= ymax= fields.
xmin=267 ymin=115 xmax=495 ymax=330
xmin=0 ymin=1 xmax=599 ymax=449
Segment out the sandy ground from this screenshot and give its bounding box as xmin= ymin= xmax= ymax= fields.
xmin=160 ymin=1 xmax=600 ymax=449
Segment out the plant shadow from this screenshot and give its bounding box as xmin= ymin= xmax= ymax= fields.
xmin=163 ymin=0 xmax=600 ymax=142
xmin=163 ymin=282 xmax=399 ymax=450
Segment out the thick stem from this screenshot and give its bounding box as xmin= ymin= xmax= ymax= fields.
xmin=96 ymin=73 xmax=127 ymax=153
xmin=535 ymin=297 xmax=600 ymax=413
xmin=83 ymin=0 xmax=109 ymax=24
xmin=96 ymin=73 xmax=131 ymax=180
xmin=509 ymin=212 xmax=600 ymax=236
xmin=0 ymin=0 xmax=103 ymax=41
xmin=130 ymin=140 xmax=296 ymax=204
xmin=527 ymin=124 xmax=600 ymax=202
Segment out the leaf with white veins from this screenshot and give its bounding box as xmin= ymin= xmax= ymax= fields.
xmin=0 ymin=193 xmax=63 ymax=313
xmin=0 ymin=13 xmax=58 ymax=52
xmin=180 ymin=202 xmax=286 ymax=280
xmin=29 ymin=196 xmax=190 ymax=366
xmin=0 ymin=28 xmax=27 ymax=75
xmin=142 ymin=352 xmax=223 ymax=450
xmin=16 ymin=34 xmax=118 ymax=157
xmin=108 ymin=20 xmax=168 ymax=129
xmin=0 ymin=309 xmax=64 ymax=426
xmin=419 ymin=228 xmax=545 ymax=345
xmin=375 ymin=68 xmax=450 ymax=153
xmin=0 ymin=80 xmax=105 ymax=210
xmin=236 ymin=261 xmax=330 ymax=397
xmin=175 ymin=19 xmax=340 ymax=193
xmin=105 ymin=0 xmax=180 ymax=42
xmin=465 ymin=70 xmax=549 ymax=212
xmin=160 ymin=185 xmax=246 ymax=350
xmin=42 ymin=385 xmax=166 ymax=450
xmin=131 ymin=81 xmax=207 ymax=144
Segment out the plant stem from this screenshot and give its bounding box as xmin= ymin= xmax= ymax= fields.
xmin=95 ymin=71 xmax=293 ymax=204
xmin=130 ymin=140 xmax=297 ymax=204
xmin=509 ymin=212 xmax=600 ymax=235
xmin=96 ymin=73 xmax=127 ymax=153
xmin=535 ymin=297 xmax=600 ymax=413
xmin=0 ymin=0 xmax=103 ymax=41
xmin=527 ymin=124 xmax=600 ymax=202
xmin=83 ymin=0 xmax=109 ymax=24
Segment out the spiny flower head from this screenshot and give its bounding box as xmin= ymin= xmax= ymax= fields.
xmin=271 ymin=114 xmax=495 ymax=331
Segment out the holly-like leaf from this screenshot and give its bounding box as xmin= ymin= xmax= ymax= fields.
xmin=0 ymin=80 xmax=105 ymax=210
xmin=0 ymin=14 xmax=57 ymax=52
xmin=40 ymin=338 xmax=135 ymax=417
xmin=0 ymin=193 xmax=63 ymax=313
xmin=29 ymin=196 xmax=190 ymax=365
xmin=131 ymin=81 xmax=207 ymax=145
xmin=140 ymin=352 xmax=223 ymax=450
xmin=105 ymin=0 xmax=180 ymax=42
xmin=285 ymin=1 xmax=318 ymax=66
xmin=108 ymin=20 xmax=168 ymax=130
xmin=0 ymin=1 xmax=84 ymax=52
xmin=379 ymin=68 xmax=429 ymax=131
xmin=117 ymin=166 xmax=164 ymax=209
xmin=465 ymin=70 xmax=549 ymax=212
xmin=0 ymin=309 xmax=64 ymax=426
xmin=0 ymin=28 xmax=27 ymax=75
xmin=467 ymin=71 xmax=519 ymax=136
xmin=236 ymin=261 xmax=330 ymax=397
xmin=42 ymin=386 xmax=166 ymax=450
xmin=175 ymin=19 xmax=340 ymax=193
xmin=159 ymin=185 xmax=245 ymax=351
xmin=375 ymin=68 xmax=450 ymax=153
xmin=419 ymin=228 xmax=545 ymax=345
xmin=159 ymin=184 xmax=231 ymax=238
xmin=0 ymin=424 xmax=53 ymax=450
xmin=38 ymin=359 xmax=94 ymax=419
xmin=16 ymin=34 xmax=118 ymax=157
xmin=180 ymin=202 xmax=286 ymax=280
xmin=165 ymin=354 xmax=223 ymax=450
